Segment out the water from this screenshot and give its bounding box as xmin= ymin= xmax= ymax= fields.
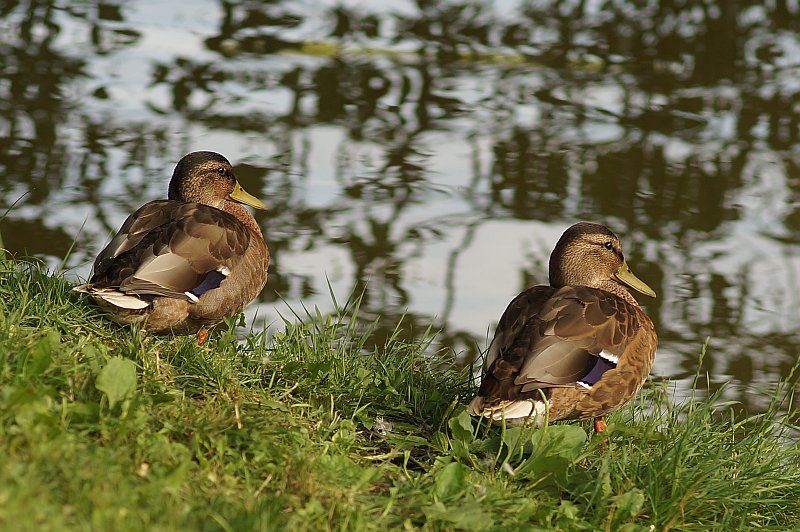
xmin=2 ymin=0 xmax=799 ymax=412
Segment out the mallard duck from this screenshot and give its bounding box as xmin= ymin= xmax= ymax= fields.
xmin=467 ymin=222 xmax=657 ymax=432
xmin=74 ymin=151 xmax=269 ymax=336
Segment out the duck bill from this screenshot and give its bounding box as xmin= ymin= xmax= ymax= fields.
xmin=613 ymin=261 xmax=656 ymax=298
xmin=230 ymin=182 xmax=267 ymax=210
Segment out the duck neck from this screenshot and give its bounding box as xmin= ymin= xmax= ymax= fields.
xmin=596 ymin=279 xmax=639 ymax=307
xmin=221 ymin=202 xmax=264 ymax=238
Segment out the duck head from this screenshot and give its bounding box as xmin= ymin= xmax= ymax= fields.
xmin=548 ymin=222 xmax=656 ymax=298
xmin=168 ymin=151 xmax=267 ymax=211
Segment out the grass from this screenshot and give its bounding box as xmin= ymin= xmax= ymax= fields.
xmin=0 ymin=257 xmax=799 ymax=530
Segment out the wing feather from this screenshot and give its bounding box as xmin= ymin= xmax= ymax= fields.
xmin=90 ymin=201 xmax=251 ymax=300
xmin=477 ymin=285 xmax=643 ymax=401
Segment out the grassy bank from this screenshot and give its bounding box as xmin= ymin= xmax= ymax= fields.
xmin=0 ymin=257 xmax=798 ymax=530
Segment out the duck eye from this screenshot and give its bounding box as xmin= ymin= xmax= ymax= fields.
xmin=603 ymin=242 xmax=615 ymax=251
xmin=216 ymin=166 xmax=226 ymax=175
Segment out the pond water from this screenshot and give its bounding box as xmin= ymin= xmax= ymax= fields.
xmin=2 ymin=0 xmax=799 ymax=412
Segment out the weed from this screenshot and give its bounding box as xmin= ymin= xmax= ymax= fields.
xmin=0 ymin=257 xmax=798 ymax=530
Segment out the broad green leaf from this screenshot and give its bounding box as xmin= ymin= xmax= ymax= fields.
xmin=557 ymin=500 xmax=580 ymax=520
xmin=614 ymin=489 xmax=645 ymax=523
xmin=530 ymin=425 xmax=587 ymax=461
xmin=449 ymin=438 xmax=476 ymax=463
xmin=514 ymin=425 xmax=587 ymax=484
xmin=96 ymin=357 xmax=137 ymax=409
xmin=385 ymin=433 xmax=429 ymax=450
xmin=317 ymin=454 xmax=373 ymax=486
xmin=431 ymin=431 xmax=451 ymax=453
xmin=434 ymin=461 xmax=470 ymax=501
xmin=500 ymin=426 xmax=531 ymax=460
xmin=423 ymin=502 xmax=494 ymax=530
xmin=553 ymin=500 xmax=592 ymax=528
xmin=448 ymin=408 xmax=474 ymax=443
xmin=27 ymin=329 xmax=58 ymax=377
xmin=260 ymin=399 xmax=289 ymax=412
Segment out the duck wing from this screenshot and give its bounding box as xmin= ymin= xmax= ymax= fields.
xmin=91 ymin=200 xmax=251 ymax=301
xmin=479 ymin=285 xmax=641 ymax=399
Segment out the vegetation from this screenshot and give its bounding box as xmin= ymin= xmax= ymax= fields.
xmin=0 ymin=257 xmax=798 ymax=530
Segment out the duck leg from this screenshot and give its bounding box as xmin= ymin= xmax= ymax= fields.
xmin=593 ymin=417 xmax=607 ymax=433
xmin=594 ymin=416 xmax=609 ymax=452
xmin=196 ymin=328 xmax=209 ymax=345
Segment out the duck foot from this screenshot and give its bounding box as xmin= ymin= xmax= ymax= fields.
xmin=593 ymin=417 xmax=607 ymax=433
xmin=594 ymin=416 xmax=609 ymax=452
xmin=196 ymin=329 xmax=209 ymax=345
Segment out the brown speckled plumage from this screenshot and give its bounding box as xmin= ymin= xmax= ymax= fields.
xmin=468 ymin=222 xmax=657 ymax=425
xmin=74 ymin=151 xmax=269 ymax=334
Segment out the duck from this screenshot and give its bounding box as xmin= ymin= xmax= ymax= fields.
xmin=73 ymin=151 xmax=269 ymax=337
xmin=467 ymin=222 xmax=657 ymax=432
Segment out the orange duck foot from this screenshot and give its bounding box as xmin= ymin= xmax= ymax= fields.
xmin=593 ymin=417 xmax=607 ymax=434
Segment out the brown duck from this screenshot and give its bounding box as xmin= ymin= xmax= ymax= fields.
xmin=74 ymin=151 xmax=269 ymax=336
xmin=468 ymin=222 xmax=657 ymax=432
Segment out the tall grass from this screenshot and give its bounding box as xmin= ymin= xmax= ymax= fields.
xmin=0 ymin=257 xmax=798 ymax=530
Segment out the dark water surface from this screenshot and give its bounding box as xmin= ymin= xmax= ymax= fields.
xmin=2 ymin=0 xmax=799 ymax=411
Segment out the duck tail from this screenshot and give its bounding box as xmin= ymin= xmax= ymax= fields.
xmin=467 ymin=396 xmax=549 ymax=427
xmin=72 ymin=284 xmax=150 ymax=310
